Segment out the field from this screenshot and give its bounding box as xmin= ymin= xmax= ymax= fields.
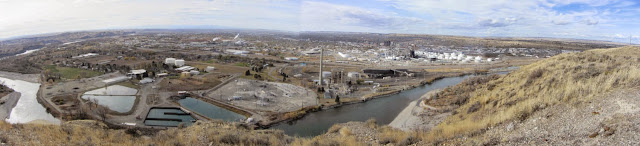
xmin=44 ymin=65 xmax=104 ymax=80
xmin=158 ymin=76 xmax=222 ymax=91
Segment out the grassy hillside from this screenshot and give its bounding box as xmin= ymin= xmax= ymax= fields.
xmin=422 ymin=46 xmax=640 ymax=141
xmin=0 ymin=119 xmax=412 ymax=145
xmin=0 ymin=120 xmax=296 ymax=145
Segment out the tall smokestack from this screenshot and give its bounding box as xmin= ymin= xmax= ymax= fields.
xmin=319 ymin=48 xmax=324 ymax=86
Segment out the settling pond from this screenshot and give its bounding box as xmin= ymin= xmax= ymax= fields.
xmin=82 ymin=85 xmax=137 ymax=113
xmin=178 ymin=97 xmax=246 ymax=122
xmin=271 ymin=75 xmax=474 ymax=137
xmin=145 ymin=108 xmax=196 ymax=127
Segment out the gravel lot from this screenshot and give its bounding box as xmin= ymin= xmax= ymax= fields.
xmin=205 ymin=78 xmax=317 ymax=113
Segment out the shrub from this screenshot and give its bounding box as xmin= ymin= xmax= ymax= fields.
xmin=339 ymin=127 xmax=352 ymax=136
xmin=219 ymin=133 xmax=240 ymax=144
xmin=327 ymin=125 xmax=342 ymax=133
xmin=467 ymin=102 xmax=481 ymax=114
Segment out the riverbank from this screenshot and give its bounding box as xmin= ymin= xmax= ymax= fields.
xmin=389 ymin=90 xmax=451 ymax=131
xmin=260 ymin=73 xmax=463 ymax=128
xmin=0 ymin=92 xmax=21 ymax=120
xmin=261 ymin=72 xmax=476 ymax=137
xmin=0 ymin=71 xmax=40 ymax=83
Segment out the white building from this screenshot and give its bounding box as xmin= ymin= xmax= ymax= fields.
xmin=139 ymin=78 xmax=154 ymax=84
xmin=175 ymin=66 xmax=196 ymax=72
xmin=175 ymin=59 xmax=185 ymax=67
xmin=129 ymin=69 xmax=147 ymax=75
xmin=165 ymin=58 xmax=176 ymax=65
xmin=205 ymin=66 xmax=216 ymax=72
xmin=190 ymin=70 xmax=200 ymax=75
xmin=347 ymin=72 xmax=360 ymax=78
xmin=284 ymin=57 xmax=299 ymax=61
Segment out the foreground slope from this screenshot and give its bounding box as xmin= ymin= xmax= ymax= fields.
xmin=423 ymin=46 xmax=640 ymax=144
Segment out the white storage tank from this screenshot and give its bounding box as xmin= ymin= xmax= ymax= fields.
xmin=474 ymin=56 xmax=483 ymax=63
xmin=165 ymin=58 xmax=176 ymax=65
xmin=175 ymin=59 xmax=185 ymax=67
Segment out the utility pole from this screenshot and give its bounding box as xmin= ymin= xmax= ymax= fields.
xmin=318 ymin=48 xmax=324 ymax=86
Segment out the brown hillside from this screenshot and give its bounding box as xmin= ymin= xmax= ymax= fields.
xmin=422 ymin=46 xmax=640 ymax=142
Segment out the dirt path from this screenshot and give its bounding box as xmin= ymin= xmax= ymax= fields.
xmin=389 ymin=100 xmax=420 ymax=131
xmin=389 ymin=90 xmax=451 ymax=132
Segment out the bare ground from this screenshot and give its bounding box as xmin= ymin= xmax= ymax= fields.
xmin=449 ymin=88 xmax=640 ymax=145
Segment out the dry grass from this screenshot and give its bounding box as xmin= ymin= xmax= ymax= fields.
xmin=159 ymin=77 xmax=222 ymax=91
xmin=0 ymin=120 xmax=291 ymax=146
xmin=422 ymin=46 xmax=640 ymax=142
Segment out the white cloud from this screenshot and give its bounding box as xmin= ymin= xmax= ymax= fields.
xmin=300 ymin=1 xmax=423 ymax=32
xmin=0 ymin=0 xmax=638 ymax=43
xmin=0 ymin=0 xmax=299 ymax=38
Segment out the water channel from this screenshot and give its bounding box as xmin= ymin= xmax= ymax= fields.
xmin=0 ymin=77 xmax=60 ymax=124
xmin=271 ymin=75 xmax=474 ymax=137
xmin=178 ymin=97 xmax=246 ymax=122
xmin=145 ymin=108 xmax=196 ymax=127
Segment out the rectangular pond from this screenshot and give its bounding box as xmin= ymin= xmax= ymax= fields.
xmin=178 ymin=97 xmax=246 ymax=122
xmin=81 ymin=95 xmax=135 ymax=113
xmin=84 ymin=85 xmax=138 ymax=95
xmin=144 ymin=108 xmax=196 ymax=127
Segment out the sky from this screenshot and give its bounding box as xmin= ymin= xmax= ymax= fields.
xmin=0 ymin=0 xmax=639 ymax=43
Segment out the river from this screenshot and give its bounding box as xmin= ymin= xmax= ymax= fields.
xmin=271 ymin=75 xmax=473 ymax=137
xmin=0 ymin=77 xmax=60 ymax=124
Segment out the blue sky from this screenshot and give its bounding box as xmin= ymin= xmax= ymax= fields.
xmin=0 ymin=0 xmax=639 ymax=43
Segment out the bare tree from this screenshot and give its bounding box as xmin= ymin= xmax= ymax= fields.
xmin=91 ymin=99 xmax=108 ymax=121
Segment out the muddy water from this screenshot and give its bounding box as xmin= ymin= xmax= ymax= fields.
xmin=0 ymin=77 xmax=60 ymax=124
xmin=271 ymin=75 xmax=473 ymax=137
